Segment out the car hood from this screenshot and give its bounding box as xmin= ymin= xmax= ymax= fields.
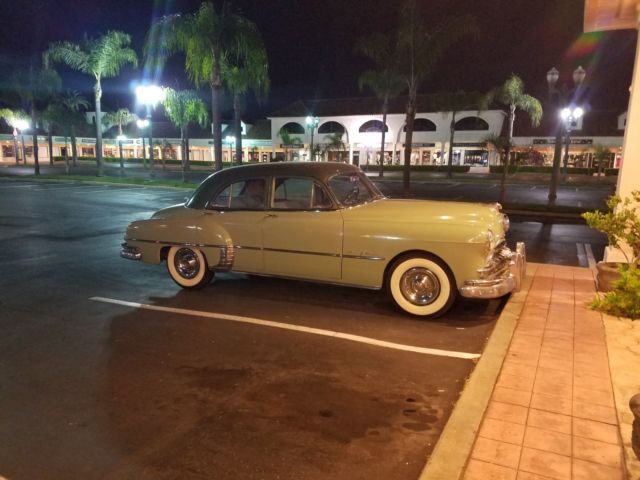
xmin=344 ymin=198 xmax=505 ymax=232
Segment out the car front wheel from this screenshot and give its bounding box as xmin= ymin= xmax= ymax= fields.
xmin=387 ymin=254 xmax=456 ymax=317
xmin=167 ymin=246 xmax=214 ymax=289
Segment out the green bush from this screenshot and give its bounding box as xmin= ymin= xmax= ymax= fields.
xmin=591 ymin=265 xmax=640 ymax=319
xmin=360 ymin=164 xmax=470 ymax=173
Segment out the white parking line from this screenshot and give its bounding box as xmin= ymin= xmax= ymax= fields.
xmin=90 ymin=296 xmax=481 ymax=360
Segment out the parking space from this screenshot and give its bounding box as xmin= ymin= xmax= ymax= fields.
xmin=0 ymin=179 xmax=508 ymax=479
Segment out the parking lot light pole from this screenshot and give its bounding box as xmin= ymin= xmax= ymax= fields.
xmin=306 ymin=115 xmax=319 ymax=161
xmin=136 ymin=119 xmax=149 ymax=169
xmin=546 ymin=66 xmax=586 ymax=207
xmin=136 ymin=85 xmax=165 ymax=178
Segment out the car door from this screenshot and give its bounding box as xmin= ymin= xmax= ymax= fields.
xmin=201 ymin=177 xmax=267 ymax=272
xmin=262 ymin=176 xmax=343 ymax=280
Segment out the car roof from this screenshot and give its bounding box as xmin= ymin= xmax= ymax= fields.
xmin=206 ymin=162 xmax=362 ymax=184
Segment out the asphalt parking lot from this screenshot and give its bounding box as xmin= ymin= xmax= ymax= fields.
xmin=0 ymin=180 xmax=506 ymax=480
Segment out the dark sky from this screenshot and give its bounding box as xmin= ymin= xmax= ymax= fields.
xmin=0 ymin=0 xmax=637 ymax=120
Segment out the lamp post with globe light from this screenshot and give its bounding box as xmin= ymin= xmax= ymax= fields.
xmin=546 ymin=66 xmax=586 ymax=207
xmin=306 ymin=116 xmax=319 ymax=161
xmin=560 ymin=106 xmax=584 ymax=180
xmin=136 ymin=85 xmax=165 ymax=178
xmin=136 ymin=118 xmax=149 ymax=169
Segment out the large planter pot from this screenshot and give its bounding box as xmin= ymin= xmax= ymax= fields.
xmin=596 ymin=261 xmax=622 ymax=292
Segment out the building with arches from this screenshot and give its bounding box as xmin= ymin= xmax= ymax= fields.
xmin=268 ymin=97 xmax=505 ymax=166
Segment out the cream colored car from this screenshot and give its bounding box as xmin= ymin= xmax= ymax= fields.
xmin=121 ymin=162 xmax=525 ymax=317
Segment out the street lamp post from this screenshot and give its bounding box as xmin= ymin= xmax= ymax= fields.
xmin=136 ymin=118 xmax=149 ymax=169
xmin=306 ymin=115 xmax=319 ymax=161
xmin=546 ymin=66 xmax=586 ymax=207
xmin=136 ymin=85 xmax=165 ymax=178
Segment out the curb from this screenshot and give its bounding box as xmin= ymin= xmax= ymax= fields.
xmin=418 ymin=264 xmax=537 ymax=480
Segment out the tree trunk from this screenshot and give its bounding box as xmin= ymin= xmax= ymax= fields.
xmin=31 ymin=105 xmax=40 ymax=176
xmin=379 ymin=97 xmax=388 ymax=178
xmin=48 ymin=129 xmax=53 ymax=166
xmin=234 ymin=92 xmax=243 ymax=165
xmin=403 ymin=95 xmax=416 ymax=197
xmin=95 ymin=79 xmax=104 ymax=176
xmin=499 ymin=106 xmax=516 ymax=202
xmin=119 ymin=141 xmax=124 ymax=169
xmin=71 ymin=126 xmax=78 ymax=167
xmin=181 ymin=127 xmax=186 ymax=183
xmin=547 ymin=122 xmax=564 ymax=207
xmin=447 ymin=112 xmax=457 ymax=179
xmin=211 ymin=53 xmax=223 ymax=171
xmin=64 ymin=133 xmax=70 ymax=174
xmin=184 ymin=125 xmax=191 ymax=172
xmin=13 ymin=136 xmax=19 ymax=165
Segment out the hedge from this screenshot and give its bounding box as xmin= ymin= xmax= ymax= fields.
xmin=490 ymin=165 xmax=620 ymax=176
xmin=360 ymin=164 xmax=471 ymax=173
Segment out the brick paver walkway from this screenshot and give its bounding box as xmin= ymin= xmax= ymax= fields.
xmin=463 ymin=264 xmax=626 ymax=480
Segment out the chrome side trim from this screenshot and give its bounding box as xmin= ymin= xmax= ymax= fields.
xmin=216 ymin=244 xmax=235 ymax=270
xmin=263 ymin=247 xmax=341 ymax=258
xmin=343 ymin=254 xmax=386 ymax=261
xmin=232 ymin=245 xmax=262 ymax=251
xmin=126 ymin=238 xmax=226 ymax=249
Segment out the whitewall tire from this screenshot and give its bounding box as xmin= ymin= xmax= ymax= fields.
xmin=167 ymin=246 xmax=214 ymax=289
xmin=387 ymin=254 xmax=456 ymax=317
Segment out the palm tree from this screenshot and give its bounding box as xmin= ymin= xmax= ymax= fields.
xmin=104 ymin=108 xmax=136 ymax=169
xmin=355 ymin=32 xmax=405 ymax=177
xmin=431 ymin=91 xmax=489 ymax=178
xmin=162 ymin=88 xmax=209 ymax=182
xmin=321 ymin=133 xmax=347 ymax=162
xmin=60 ymin=90 xmax=90 ymax=167
xmin=483 ymin=133 xmax=511 ymax=170
xmin=0 ymin=108 xmax=30 ymax=165
xmin=396 ymin=1 xmax=477 ymax=195
xmin=8 ymin=64 xmax=61 ymax=174
xmin=147 ymin=1 xmax=247 ymax=172
xmin=45 ymin=31 xmax=138 ymax=176
xmin=592 ymin=144 xmax=612 ymax=178
xmin=490 ymin=74 xmax=542 ymax=202
xmin=278 ymin=128 xmax=302 ymax=161
xmin=223 ymin=17 xmax=270 ymax=166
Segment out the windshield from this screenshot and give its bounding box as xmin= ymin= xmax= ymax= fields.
xmin=328 ymin=171 xmax=384 ymax=207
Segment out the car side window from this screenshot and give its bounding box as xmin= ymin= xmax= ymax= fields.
xmin=272 ymin=177 xmax=332 ymax=210
xmin=209 ymin=178 xmax=266 ymax=210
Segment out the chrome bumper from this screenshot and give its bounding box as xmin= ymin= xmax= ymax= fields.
xmin=120 ymin=243 xmax=142 ymax=261
xmin=459 ymin=242 xmax=526 ymax=299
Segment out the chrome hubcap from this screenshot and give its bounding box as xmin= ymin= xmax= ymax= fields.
xmin=175 ymin=248 xmax=200 ymax=279
xmin=400 ymin=267 xmax=440 ymax=306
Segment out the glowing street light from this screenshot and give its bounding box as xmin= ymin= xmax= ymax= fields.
xmin=136 ymin=85 xmax=165 ymax=177
xmin=306 ymin=115 xmax=320 ymax=161
xmin=559 ymin=106 xmax=584 ymax=179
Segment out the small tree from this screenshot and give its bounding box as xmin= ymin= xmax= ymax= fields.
xmin=592 ymin=144 xmax=613 ymax=177
xmin=322 ymin=133 xmax=347 ymax=162
xmin=278 ymin=128 xmax=302 ymax=162
xmin=583 ymin=191 xmax=640 ymax=319
xmin=162 ymin=88 xmax=209 ymax=181
xmin=104 ymin=108 xmax=136 ymax=170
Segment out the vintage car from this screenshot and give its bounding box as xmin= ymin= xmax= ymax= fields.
xmin=121 ymin=162 xmax=525 ymax=317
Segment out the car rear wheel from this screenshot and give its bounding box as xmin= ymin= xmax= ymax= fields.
xmin=167 ymin=246 xmax=214 ymax=289
xmin=387 ymin=254 xmax=456 ymax=317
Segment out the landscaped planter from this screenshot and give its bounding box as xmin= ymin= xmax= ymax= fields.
xmin=596 ymin=261 xmax=622 ymax=292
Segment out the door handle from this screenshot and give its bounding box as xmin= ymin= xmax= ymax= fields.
xmin=265 ymin=214 xmax=278 ymax=219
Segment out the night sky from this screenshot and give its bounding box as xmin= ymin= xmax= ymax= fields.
xmin=0 ymin=0 xmax=637 ymax=120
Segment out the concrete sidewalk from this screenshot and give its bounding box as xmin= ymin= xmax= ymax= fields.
xmin=423 ymin=263 xmax=640 ymax=480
